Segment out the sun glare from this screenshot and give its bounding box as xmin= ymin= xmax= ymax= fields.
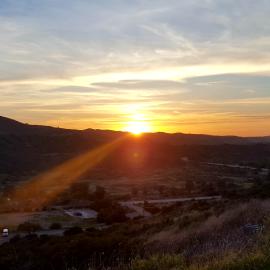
xmin=124 ymin=121 xmax=151 ymax=135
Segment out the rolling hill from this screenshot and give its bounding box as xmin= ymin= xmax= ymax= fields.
xmin=1 ymin=115 xmax=270 ymax=144
xmin=0 ymin=115 xmax=269 ymax=178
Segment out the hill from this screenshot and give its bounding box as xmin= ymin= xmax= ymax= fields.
xmin=1 ymin=115 xmax=270 ymax=144
xmin=0 ymin=115 xmax=269 ymax=178
xmin=0 ymin=116 xmax=75 ymax=135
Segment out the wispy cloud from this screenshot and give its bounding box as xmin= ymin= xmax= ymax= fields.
xmin=0 ymin=0 xmax=270 ymax=135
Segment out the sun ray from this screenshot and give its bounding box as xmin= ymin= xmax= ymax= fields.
xmin=124 ymin=121 xmax=151 ymax=135
xmin=1 ymin=135 xmax=127 ymax=211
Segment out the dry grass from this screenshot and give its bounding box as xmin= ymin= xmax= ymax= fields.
xmin=145 ymin=200 xmax=270 ymax=262
xmin=65 ymin=199 xmax=270 ymax=270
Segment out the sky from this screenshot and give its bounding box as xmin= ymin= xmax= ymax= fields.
xmin=0 ymin=0 xmax=270 ymax=136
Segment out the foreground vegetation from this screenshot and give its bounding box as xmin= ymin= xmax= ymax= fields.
xmin=2 ymin=199 xmax=270 ymax=269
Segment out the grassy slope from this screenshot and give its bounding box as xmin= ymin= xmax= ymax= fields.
xmin=128 ymin=200 xmax=270 ymax=270
xmin=2 ymin=200 xmax=270 ymax=269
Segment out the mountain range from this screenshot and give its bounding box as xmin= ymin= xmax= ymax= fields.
xmin=1 ymin=115 xmax=270 ymax=145
xmin=0 ymin=115 xmax=269 ymax=178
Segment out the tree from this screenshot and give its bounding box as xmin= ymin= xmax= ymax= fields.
xmin=94 ymin=185 xmax=106 ymax=200
xmin=267 ymin=171 xmax=270 ymax=181
xmin=17 ymin=222 xmax=42 ymax=233
xmin=131 ymin=187 xmax=138 ymax=196
xmin=157 ymin=185 xmax=166 ymax=195
xmin=49 ymin=223 xmax=62 ymax=230
xmin=64 ymin=226 xmax=83 ymax=236
xmin=185 ymin=180 xmax=194 ymax=194
xmin=97 ymin=204 xmax=128 ymax=224
xmin=71 ymin=182 xmax=90 ymax=199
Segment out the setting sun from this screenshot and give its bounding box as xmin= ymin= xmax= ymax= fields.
xmin=124 ymin=121 xmax=151 ymax=135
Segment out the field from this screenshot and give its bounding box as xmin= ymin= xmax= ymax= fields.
xmin=0 ymin=132 xmax=270 ymax=270
xmin=0 ymin=159 xmax=269 ymax=269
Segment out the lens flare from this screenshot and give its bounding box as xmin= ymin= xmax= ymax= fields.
xmin=1 ymin=136 xmax=126 ymax=211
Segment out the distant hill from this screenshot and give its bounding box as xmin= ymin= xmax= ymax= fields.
xmin=0 ymin=115 xmax=269 ymax=179
xmin=0 ymin=116 xmax=75 ymax=135
xmin=0 ymin=115 xmax=270 ymax=144
xmin=143 ymin=132 xmax=270 ymax=145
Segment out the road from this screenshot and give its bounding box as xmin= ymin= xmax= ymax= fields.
xmin=64 ymin=208 xmax=97 ymax=219
xmin=121 ymin=203 xmax=152 ymax=219
xmin=0 ymin=196 xmax=222 ymax=243
xmin=204 ymin=162 xmax=269 ymax=172
xmin=121 ymin=195 xmax=222 ymax=206
xmin=120 ymin=195 xmax=221 ymax=218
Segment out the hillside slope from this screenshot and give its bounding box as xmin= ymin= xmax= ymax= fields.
xmin=1 ymin=115 xmax=270 ymax=144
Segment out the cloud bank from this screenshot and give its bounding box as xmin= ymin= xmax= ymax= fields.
xmin=0 ymin=0 xmax=270 ymax=135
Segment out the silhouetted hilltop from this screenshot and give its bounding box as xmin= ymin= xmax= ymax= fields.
xmin=0 ymin=115 xmax=270 ymax=144
xmin=0 ymin=115 xmax=269 ymax=180
xmin=0 ymin=116 xmax=76 ymax=135
xmin=144 ymin=132 xmax=270 ymax=145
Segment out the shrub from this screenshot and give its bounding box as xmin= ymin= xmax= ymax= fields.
xmin=9 ymin=234 xmax=21 ymax=243
xmin=97 ymin=204 xmax=128 ymax=224
xmin=17 ymin=222 xmax=42 ymax=233
xmin=194 ymin=252 xmax=270 ymax=270
xmin=178 ymin=215 xmax=192 ymax=229
xmin=85 ymin=227 xmax=99 ymax=233
xmin=143 ymin=201 xmax=160 ymax=214
xmin=94 ymin=185 xmax=106 ymax=200
xmin=49 ymin=222 xmax=62 ymax=230
xmin=131 ymin=254 xmax=185 ymax=270
xmin=64 ymin=226 xmax=83 ymax=236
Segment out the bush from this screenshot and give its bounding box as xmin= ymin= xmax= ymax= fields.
xmin=85 ymin=227 xmax=99 ymax=233
xmin=97 ymin=205 xmax=128 ymax=224
xmin=9 ymin=234 xmax=21 ymax=243
xmin=17 ymin=222 xmax=42 ymax=233
xmin=197 ymin=252 xmax=270 ymax=270
xmin=131 ymin=254 xmax=185 ymax=270
xmin=49 ymin=222 xmax=62 ymax=230
xmin=143 ymin=201 xmax=160 ymax=214
xmin=178 ymin=215 xmax=192 ymax=229
xmin=94 ymin=185 xmax=106 ymax=200
xmin=64 ymin=226 xmax=83 ymax=236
